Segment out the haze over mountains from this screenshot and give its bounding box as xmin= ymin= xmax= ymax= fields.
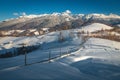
xmin=0 ymin=10 xmax=120 ymax=30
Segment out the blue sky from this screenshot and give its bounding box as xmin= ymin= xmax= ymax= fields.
xmin=0 ymin=0 xmax=120 ymax=21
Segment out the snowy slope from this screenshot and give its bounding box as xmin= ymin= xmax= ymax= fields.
xmin=0 ymin=37 xmax=120 ymax=80
xmin=81 ymin=23 xmax=113 ymax=32
xmin=0 ymin=23 xmax=116 ymax=53
xmin=0 ymin=30 xmax=82 ymax=53
xmin=63 ymin=38 xmax=120 ymax=64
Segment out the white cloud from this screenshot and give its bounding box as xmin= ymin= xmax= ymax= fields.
xmin=13 ymin=12 xmax=27 ymax=16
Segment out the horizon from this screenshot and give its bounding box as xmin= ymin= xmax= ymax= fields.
xmin=0 ymin=0 xmax=120 ymax=21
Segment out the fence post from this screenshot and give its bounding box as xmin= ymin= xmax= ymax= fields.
xmin=67 ymin=48 xmax=69 ymax=56
xmin=25 ymin=50 xmax=27 ymax=65
xmin=60 ymin=47 xmax=62 ymax=57
xmin=49 ymin=50 xmax=51 ymax=63
xmin=23 ymin=45 xmax=27 ymax=66
xmin=23 ymin=46 xmax=27 ymax=66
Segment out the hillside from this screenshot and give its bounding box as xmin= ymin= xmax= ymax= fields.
xmin=81 ymin=23 xmax=113 ymax=32
xmin=0 ymin=0 xmax=120 ymax=79
xmin=0 ymin=38 xmax=120 ymax=80
xmin=0 ymin=23 xmax=116 ymax=37
xmin=0 ymin=11 xmax=120 ymax=31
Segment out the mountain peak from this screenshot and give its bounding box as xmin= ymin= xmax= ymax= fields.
xmin=2 ymin=10 xmax=120 ymax=22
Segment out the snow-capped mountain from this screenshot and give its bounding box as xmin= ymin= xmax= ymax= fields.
xmin=0 ymin=10 xmax=120 ymax=37
xmin=0 ymin=12 xmax=120 ymax=79
xmin=80 ymin=13 xmax=120 ymax=20
xmin=0 ymin=10 xmax=120 ymax=30
xmin=0 ymin=10 xmax=74 ymax=30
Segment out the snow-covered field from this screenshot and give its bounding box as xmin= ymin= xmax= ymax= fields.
xmin=0 ymin=24 xmax=120 ymax=80
xmin=0 ymin=23 xmax=114 ymax=52
xmin=81 ymin=23 xmax=113 ymax=32
xmin=0 ymin=37 xmax=120 ymax=80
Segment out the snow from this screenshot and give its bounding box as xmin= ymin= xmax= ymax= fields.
xmin=1 ymin=10 xmax=120 ymax=23
xmin=0 ymin=36 xmax=120 ymax=80
xmin=41 ymin=28 xmax=49 ymax=31
xmin=0 ymin=30 xmax=82 ymax=52
xmin=0 ymin=27 xmax=120 ymax=80
xmin=0 ymin=30 xmax=25 ymax=35
xmin=51 ymin=12 xmax=61 ymax=16
xmin=86 ymin=38 xmax=120 ymax=49
xmin=83 ymin=13 xmax=120 ymax=20
xmin=118 ymin=24 xmax=120 ymax=27
xmin=111 ymin=32 xmax=120 ymax=36
xmin=17 ymin=11 xmax=120 ymax=20
xmin=18 ymin=10 xmax=72 ymax=20
xmin=81 ymin=23 xmax=113 ymax=32
xmin=0 ymin=11 xmax=120 ymax=79
xmin=34 ymin=31 xmax=39 ymax=35
xmin=29 ymin=29 xmax=36 ymax=32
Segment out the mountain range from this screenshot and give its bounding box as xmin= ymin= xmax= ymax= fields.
xmin=0 ymin=10 xmax=120 ymax=30
xmin=0 ymin=10 xmax=120 ymax=36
